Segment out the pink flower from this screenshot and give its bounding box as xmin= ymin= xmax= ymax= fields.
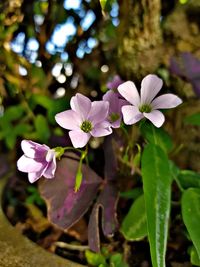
xmin=103 ymin=90 xmax=126 ymax=128
xmin=55 ymin=93 xmax=112 ymax=148
xmin=118 ymin=74 xmax=182 ymax=128
xmin=17 ymin=140 xmax=56 ymax=183
xmin=107 ymin=75 xmax=124 ymax=90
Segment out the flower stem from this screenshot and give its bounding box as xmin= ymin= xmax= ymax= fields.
xmin=74 ymin=147 xmax=88 ymax=192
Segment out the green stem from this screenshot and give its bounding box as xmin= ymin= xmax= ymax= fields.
xmin=74 ymin=146 xmax=88 ymax=192
xmin=120 ymin=124 xmax=129 ymax=140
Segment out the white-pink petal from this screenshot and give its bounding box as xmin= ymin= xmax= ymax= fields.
xmin=45 ymin=149 xmax=55 ymax=162
xmin=55 ymin=110 xmax=81 ymax=130
xmin=21 ymin=140 xmax=48 ymax=158
xmin=110 ymin=118 xmax=121 ymax=128
xmin=70 ymin=93 xmax=91 ymax=119
xmin=43 ymin=157 xmax=56 ymax=178
xmin=143 ymin=110 xmax=165 ymax=128
xmin=118 ymin=81 xmax=140 ymax=106
xmin=28 ymin=170 xmax=43 ymax=183
xmin=88 ymin=101 xmax=109 ymax=125
xmin=91 ymin=122 xmax=112 ymax=137
xmin=69 ymin=130 xmax=91 ymax=148
xmin=17 ymin=155 xmax=44 ymax=173
xmin=141 ymin=74 xmax=163 ymax=104
xmin=121 ymin=105 xmax=144 ymax=125
xmin=151 ymin=94 xmax=182 ymax=110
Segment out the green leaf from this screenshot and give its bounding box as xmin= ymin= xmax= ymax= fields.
xmin=1 ymin=105 xmax=24 ymax=121
xmin=182 ymin=188 xmax=200 ymax=258
xmin=29 ymin=94 xmax=52 ymax=110
xmin=85 ymin=250 xmax=106 ymax=266
xmin=34 ymin=114 xmax=50 ymax=143
xmin=99 ymin=0 xmax=107 ymax=10
xmin=120 ymin=187 xmax=143 ymax=199
xmin=29 ymin=95 xmax=70 ymax=124
xmin=110 ymin=253 xmax=129 ymax=267
xmin=5 ymin=132 xmax=16 ymax=149
xmin=14 ymin=123 xmax=32 ymax=136
xmin=140 ymin=122 xmax=173 ymax=153
xmin=74 ymin=167 xmax=83 ymax=192
xmin=177 ymin=170 xmax=200 ymax=189
xmin=185 ymin=113 xmax=200 ymax=126
xmin=141 ymin=144 xmax=172 ymax=267
xmin=121 ymin=194 xmax=147 ymax=241
xmin=132 ymin=144 xmax=141 ymax=168
xmin=190 ymin=246 xmax=200 ymax=266
xmin=31 ymin=65 xmax=46 ymax=89
xmin=47 ymin=98 xmax=70 ymax=124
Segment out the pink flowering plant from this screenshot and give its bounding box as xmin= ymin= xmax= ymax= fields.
xmin=17 ymin=140 xmax=57 ymax=183
xmin=14 ymin=72 xmax=200 ymax=267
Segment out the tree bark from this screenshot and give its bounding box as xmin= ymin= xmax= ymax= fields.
xmin=117 ymin=0 xmax=162 ymax=80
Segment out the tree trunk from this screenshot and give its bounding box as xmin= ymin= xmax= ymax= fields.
xmin=117 ymin=0 xmax=162 ymax=80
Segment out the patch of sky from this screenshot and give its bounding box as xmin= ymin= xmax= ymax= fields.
xmin=112 ymin=18 xmax=119 ymax=26
xmin=64 ymin=0 xmax=85 ymax=17
xmin=80 ymin=10 xmax=95 ymax=31
xmin=19 ymin=65 xmax=28 ymax=76
xmin=46 ymin=18 xmax=76 ymax=54
xmin=51 ymin=19 xmax=76 ymax=46
xmin=26 ymin=38 xmax=39 ymax=51
xmin=76 ymin=41 xmax=86 ymax=58
xmin=61 ymin=52 xmax=69 ymax=61
xmin=25 ymin=50 xmax=38 ymax=63
xmin=52 ymin=62 xmax=63 ymax=77
xmin=10 ymin=32 xmax=25 ymax=54
xmin=110 ymin=2 xmax=119 ymax=18
xmin=87 ymin=38 xmax=97 ymax=49
xmin=76 ymin=37 xmax=97 ymax=58
xmin=34 ymin=14 xmax=44 ymax=26
xmin=24 ymin=38 xmax=39 ymax=62
xmin=110 ymin=2 xmax=119 ymax=26
xmin=64 ymin=0 xmax=81 ymax=10
xmin=45 ymin=41 xmax=55 ymax=54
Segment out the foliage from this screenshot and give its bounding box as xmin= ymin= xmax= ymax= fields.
xmin=85 ymin=248 xmax=129 ymax=267
xmin=121 ymin=194 xmax=147 ymax=241
xmin=1 ymin=1 xmax=200 ymax=267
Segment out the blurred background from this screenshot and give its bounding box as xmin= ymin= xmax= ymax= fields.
xmin=0 ymin=0 xmax=199 ymax=152
xmin=0 ymin=1 xmax=200 ymax=265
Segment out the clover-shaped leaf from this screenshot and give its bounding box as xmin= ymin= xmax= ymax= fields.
xmin=39 ymin=154 xmax=102 ymax=229
xmin=88 ymin=183 xmax=119 ymax=252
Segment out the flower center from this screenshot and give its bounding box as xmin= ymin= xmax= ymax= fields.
xmin=109 ymin=112 xmax=120 ymax=122
xmin=139 ymin=104 xmax=152 ymax=113
xmin=81 ymin=120 xmax=93 ymax=133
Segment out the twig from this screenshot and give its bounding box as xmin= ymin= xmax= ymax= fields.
xmin=54 ymin=241 xmax=89 ymax=251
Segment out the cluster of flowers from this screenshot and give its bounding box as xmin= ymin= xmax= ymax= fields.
xmin=17 ymin=74 xmax=182 ymax=183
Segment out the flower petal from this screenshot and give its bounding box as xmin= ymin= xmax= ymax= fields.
xmin=143 ymin=110 xmax=165 ymax=128
xmin=118 ymin=81 xmax=140 ymax=106
xmin=69 ymin=130 xmax=91 ymax=148
xmin=151 ymin=94 xmax=182 ymax=109
xmin=88 ymin=101 xmax=109 ymax=125
xmin=106 ymin=75 xmax=124 ymax=90
xmin=110 ymin=118 xmax=121 ymax=128
xmin=21 ymin=140 xmax=48 ymax=158
xmin=55 ymin=110 xmax=81 ymax=130
xmin=121 ymin=105 xmax=143 ymax=125
xmin=141 ymin=74 xmax=163 ymax=104
xmin=91 ymin=122 xmax=112 ymax=137
xmin=70 ymin=93 xmax=91 ymax=119
xmin=103 ymin=91 xmax=121 ymax=114
xmin=28 ymin=169 xmax=44 ymax=183
xmin=43 ymin=156 xmax=56 ymax=178
xmin=17 ymin=155 xmax=44 ymax=173
xmin=46 ymin=149 xmax=56 ymax=162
